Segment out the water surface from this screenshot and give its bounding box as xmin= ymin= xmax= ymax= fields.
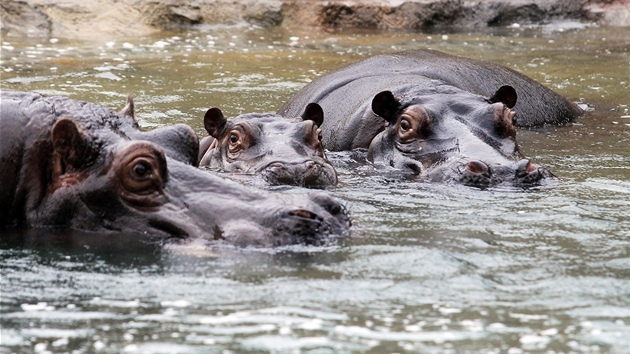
xmin=1 ymin=23 xmax=629 ymax=353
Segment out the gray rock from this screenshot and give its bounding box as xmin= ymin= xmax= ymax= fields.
xmin=1 ymin=1 xmax=51 ymax=37
xmin=1 ymin=0 xmax=628 ymax=39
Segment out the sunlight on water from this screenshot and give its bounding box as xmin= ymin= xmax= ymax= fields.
xmin=1 ymin=23 xmax=629 ymax=353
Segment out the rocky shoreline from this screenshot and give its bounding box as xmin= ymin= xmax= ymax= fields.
xmin=1 ymin=0 xmax=629 ymax=39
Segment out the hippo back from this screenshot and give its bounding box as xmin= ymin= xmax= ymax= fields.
xmin=389 ymin=50 xmax=582 ymax=126
xmin=279 ymin=49 xmax=582 ymax=132
xmin=285 ymin=73 xmax=449 ymax=151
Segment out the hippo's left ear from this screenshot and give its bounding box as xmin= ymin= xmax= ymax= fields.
xmin=51 ymin=117 xmax=91 ymax=174
xmin=489 ymin=85 xmax=517 ymax=109
xmin=204 ymin=108 xmax=228 ymax=138
xmin=372 ymin=91 xmax=401 ymax=124
xmin=301 ymin=103 xmax=324 ymax=127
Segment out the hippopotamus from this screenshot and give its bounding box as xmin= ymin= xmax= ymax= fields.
xmin=279 ymin=49 xmax=582 ymax=187
xmin=0 ymin=91 xmax=350 ymax=247
xmin=198 ymin=104 xmax=337 ymax=188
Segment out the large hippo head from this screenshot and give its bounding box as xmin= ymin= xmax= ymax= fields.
xmin=198 ymin=103 xmax=337 ymax=188
xmin=0 ymin=91 xmax=349 ymax=247
xmin=367 ymin=84 xmax=553 ymax=187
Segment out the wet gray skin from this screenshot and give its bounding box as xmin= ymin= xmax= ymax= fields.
xmin=198 ymin=103 xmax=337 ymax=189
xmin=279 ymin=49 xmax=576 ymax=187
xmin=0 ymin=91 xmax=350 ymax=247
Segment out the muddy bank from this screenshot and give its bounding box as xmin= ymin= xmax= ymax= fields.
xmin=1 ymin=0 xmax=629 ymax=39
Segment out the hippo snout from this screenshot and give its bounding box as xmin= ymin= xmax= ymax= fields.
xmin=309 ymin=192 xmax=345 ymax=216
xmin=277 ymin=209 xmax=328 ymax=246
xmin=199 ymin=189 xmax=349 ymax=248
xmin=273 ymin=193 xmax=349 ymax=246
xmin=262 ymin=160 xmax=337 ymax=189
xmin=457 ymin=158 xmax=554 ymax=187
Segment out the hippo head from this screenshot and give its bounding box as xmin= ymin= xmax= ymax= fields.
xmin=28 ymin=113 xmax=349 ymax=247
xmin=367 ymin=84 xmax=553 ymax=187
xmin=198 ymin=103 xmax=337 ymax=189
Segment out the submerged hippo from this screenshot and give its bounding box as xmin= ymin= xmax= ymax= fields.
xmin=279 ymin=49 xmax=581 ymax=187
xmin=0 ymin=91 xmax=350 ymax=247
xmin=198 ymin=104 xmax=337 ymax=188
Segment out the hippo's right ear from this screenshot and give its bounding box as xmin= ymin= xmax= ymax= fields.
xmin=51 ymin=117 xmax=90 ymax=174
xmin=301 ymin=103 xmax=324 ymax=128
xmin=489 ymin=85 xmax=517 ymax=109
xmin=371 ymin=91 xmax=401 ymax=124
xmin=119 ymin=94 xmax=135 ymax=120
xmin=204 ymin=108 xmax=227 ymax=138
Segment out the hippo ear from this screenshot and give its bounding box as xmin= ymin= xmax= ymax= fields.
xmin=119 ymin=94 xmax=135 ymax=120
xmin=204 ymin=107 xmax=227 ymax=138
xmin=490 ymin=85 xmax=517 ymax=109
xmin=372 ymin=91 xmax=401 ymax=124
xmin=51 ymin=117 xmax=90 ymax=174
xmin=301 ymin=103 xmax=324 ymax=127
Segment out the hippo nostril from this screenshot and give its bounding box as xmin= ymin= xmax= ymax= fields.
xmin=288 ymin=209 xmax=318 ymax=220
xmin=516 ymin=159 xmax=535 ymax=178
xmin=526 ymin=161 xmax=537 ymax=173
xmin=305 ymin=160 xmax=318 ymax=171
xmin=270 ymin=162 xmax=284 ymax=169
xmin=309 ymin=193 xmax=345 ymax=216
xmin=405 ymin=162 xmax=422 ymax=175
xmin=514 ymin=159 xmax=547 ymax=184
xmin=328 ymin=203 xmax=342 ymax=216
xmin=465 ymin=160 xmax=489 ymax=174
xmin=459 ymin=160 xmax=493 ymax=187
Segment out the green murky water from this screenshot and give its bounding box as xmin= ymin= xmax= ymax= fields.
xmin=1 ymin=22 xmax=629 ymax=353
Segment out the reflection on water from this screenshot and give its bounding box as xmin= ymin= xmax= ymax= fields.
xmin=1 ymin=23 xmax=630 ymax=353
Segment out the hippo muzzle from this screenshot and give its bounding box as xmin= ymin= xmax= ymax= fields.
xmin=262 ymin=160 xmax=338 ymax=188
xmin=428 ymin=158 xmax=554 ymax=188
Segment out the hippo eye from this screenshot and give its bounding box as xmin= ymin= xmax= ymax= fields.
xmin=227 ymin=129 xmax=249 ymax=154
xmin=115 ymin=142 xmax=167 ymax=207
xmin=317 ymin=131 xmax=323 ymax=141
xmin=400 ymin=119 xmax=411 ymax=132
xmin=128 ymin=159 xmax=158 ymax=185
xmin=132 ymin=162 xmax=150 ymax=177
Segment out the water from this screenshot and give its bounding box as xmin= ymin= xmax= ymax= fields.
xmin=1 ymin=23 xmax=629 ymax=353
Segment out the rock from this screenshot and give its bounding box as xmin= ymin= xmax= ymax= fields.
xmin=1 ymin=1 xmax=51 ymax=37
xmin=285 ymin=0 xmax=593 ymax=30
xmin=1 ymin=0 xmax=628 ymax=40
xmin=1 ymin=0 xmax=157 ymax=39
xmin=586 ymin=0 xmax=630 ymax=26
